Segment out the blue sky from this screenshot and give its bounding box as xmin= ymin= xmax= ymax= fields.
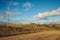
xmin=0 ymin=0 xmax=60 ymax=24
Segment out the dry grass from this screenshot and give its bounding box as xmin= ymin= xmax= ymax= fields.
xmin=0 ymin=30 xmax=60 ymax=40
xmin=0 ymin=24 xmax=54 ymax=37
xmin=0 ymin=24 xmax=60 ymax=40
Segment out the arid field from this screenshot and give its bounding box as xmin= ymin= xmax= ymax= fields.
xmin=0 ymin=24 xmax=60 ymax=40
xmin=0 ymin=30 xmax=60 ymax=40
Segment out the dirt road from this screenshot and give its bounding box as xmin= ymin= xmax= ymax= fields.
xmin=0 ymin=30 xmax=60 ymax=40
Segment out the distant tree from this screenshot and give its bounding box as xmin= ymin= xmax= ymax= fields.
xmin=53 ymin=24 xmax=56 ymax=27
xmin=30 ymin=23 xmax=37 ymax=25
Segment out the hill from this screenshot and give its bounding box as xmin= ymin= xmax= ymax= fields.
xmin=0 ymin=24 xmax=60 ymax=37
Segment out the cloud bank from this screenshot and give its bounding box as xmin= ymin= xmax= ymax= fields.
xmin=34 ymin=7 xmax=60 ymax=20
xmin=8 ymin=7 xmax=60 ymax=24
xmin=32 ymin=20 xmax=60 ymax=24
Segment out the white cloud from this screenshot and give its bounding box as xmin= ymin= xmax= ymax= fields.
xmin=30 ymin=7 xmax=60 ymax=24
xmin=13 ymin=2 xmax=19 ymax=6
xmin=34 ymin=7 xmax=60 ymax=20
xmin=0 ymin=16 xmax=3 ymax=21
xmin=8 ymin=1 xmax=19 ymax=7
xmin=31 ymin=19 xmax=60 ymax=24
xmin=6 ymin=10 xmax=21 ymax=17
xmin=23 ymin=2 xmax=32 ymax=11
xmin=41 ymin=20 xmax=60 ymax=24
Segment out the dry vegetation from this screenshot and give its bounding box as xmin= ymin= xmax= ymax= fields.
xmin=0 ymin=31 xmax=60 ymax=40
xmin=0 ymin=24 xmax=60 ymax=40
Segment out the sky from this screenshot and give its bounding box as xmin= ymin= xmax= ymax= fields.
xmin=0 ymin=0 xmax=60 ymax=24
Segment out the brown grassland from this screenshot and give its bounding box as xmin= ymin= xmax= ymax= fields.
xmin=0 ymin=24 xmax=60 ymax=40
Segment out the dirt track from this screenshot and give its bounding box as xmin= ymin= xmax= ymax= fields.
xmin=0 ymin=30 xmax=60 ymax=40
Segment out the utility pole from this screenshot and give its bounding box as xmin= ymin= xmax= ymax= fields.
xmin=6 ymin=1 xmax=11 ymax=31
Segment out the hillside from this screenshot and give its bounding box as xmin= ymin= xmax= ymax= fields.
xmin=0 ymin=24 xmax=60 ymax=39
